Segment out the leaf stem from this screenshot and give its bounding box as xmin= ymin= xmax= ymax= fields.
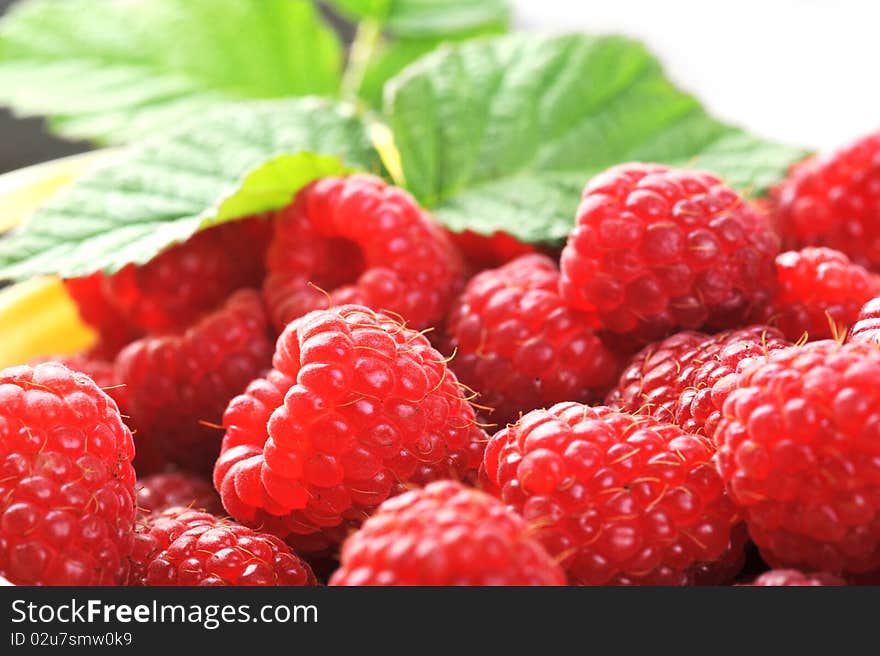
xmin=341 ymin=19 xmax=383 ymax=102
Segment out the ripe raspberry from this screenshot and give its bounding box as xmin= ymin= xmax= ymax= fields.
xmin=0 ymin=363 xmax=136 ymax=585
xmin=64 ymin=273 xmax=142 ymax=358
xmin=329 ymin=480 xmax=565 ymax=585
xmin=716 ymin=340 xmax=880 ymax=575
xmin=759 ymin=247 xmax=880 ymax=341
xmin=136 ymin=472 xmax=222 ymax=516
xmin=445 ymin=254 xmax=620 ymax=427
xmin=848 ymin=296 xmax=880 ymax=345
xmin=448 ymin=229 xmax=538 ymax=272
xmin=47 ymin=355 xmax=129 ymax=414
xmin=482 ymin=402 xmax=740 ymax=585
xmin=689 ymin=522 xmax=749 ymax=585
xmin=103 ymin=216 xmax=272 ymax=333
xmin=559 ymin=164 xmax=779 ymax=344
xmin=606 ymin=326 xmax=789 ymax=439
xmin=774 ymin=131 xmax=880 ymax=270
xmin=214 ymin=304 xmax=488 ymax=554
xmin=747 ymin=569 xmax=846 ymax=586
xmin=129 ymin=507 xmax=315 ymax=586
xmin=263 ymin=175 xmax=463 ymax=332
xmin=116 ymin=289 xmax=273 ymax=476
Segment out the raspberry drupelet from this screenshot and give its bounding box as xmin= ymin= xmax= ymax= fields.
xmin=746 ymin=569 xmax=846 ymax=586
xmin=214 ymin=304 xmax=488 ymax=555
xmin=136 ymin=472 xmax=223 ymax=516
xmin=605 ymin=325 xmax=790 ymax=440
xmin=0 ymin=363 xmax=136 ymax=585
xmin=716 ymin=340 xmax=880 ymax=576
xmin=848 ymin=296 xmax=880 ymax=345
xmin=116 ymin=289 xmax=273 ymax=476
xmin=330 ymin=481 xmax=565 ymax=586
xmin=759 ymin=247 xmax=880 ymax=341
xmin=263 ymin=175 xmax=464 ymax=332
xmin=445 ymin=254 xmax=620 ymax=427
xmin=43 ymin=355 xmax=129 ymax=413
xmin=774 ymin=131 xmax=880 ymax=270
xmin=559 ymin=163 xmax=779 ymax=345
xmin=481 ymin=402 xmax=741 ymax=585
xmin=129 ymin=508 xmax=315 ymax=586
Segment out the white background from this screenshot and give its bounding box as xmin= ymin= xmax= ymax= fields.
xmin=512 ymin=0 xmax=879 ymax=151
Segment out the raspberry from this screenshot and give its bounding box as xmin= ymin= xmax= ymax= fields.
xmin=559 ymin=163 xmax=779 ymax=344
xmin=747 ymin=569 xmax=846 ymax=586
xmin=129 ymin=507 xmax=315 ymax=586
xmin=606 ymin=326 xmax=789 ymax=439
xmin=482 ymin=402 xmax=740 ymax=585
xmin=48 ymin=355 xmax=129 ymax=414
xmin=760 ymin=247 xmax=880 ymax=341
xmin=329 ymin=480 xmax=565 ymax=585
xmin=848 ymin=296 xmax=880 ymax=345
xmin=214 ymin=304 xmax=488 ymax=554
xmin=64 ymin=273 xmax=142 ymax=358
xmin=689 ymin=522 xmax=749 ymax=585
xmin=716 ymin=340 xmax=880 ymax=575
xmin=263 ymin=175 xmax=463 ymax=332
xmin=136 ymin=472 xmax=222 ymax=516
xmin=116 ymin=289 xmax=273 ymax=476
xmin=774 ymin=131 xmax=880 ymax=270
xmin=445 ymin=254 xmax=620 ymax=427
xmin=448 ymin=229 xmax=538 ymax=272
xmin=0 ymin=363 xmax=136 ymax=585
xmin=103 ymin=216 xmax=272 ymax=333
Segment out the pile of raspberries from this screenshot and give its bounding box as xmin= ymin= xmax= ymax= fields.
xmin=3 ymin=130 xmax=880 ymax=587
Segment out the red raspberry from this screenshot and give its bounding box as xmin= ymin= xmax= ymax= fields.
xmin=559 ymin=164 xmax=779 ymax=344
xmin=774 ymin=131 xmax=880 ymax=270
xmin=747 ymin=569 xmax=846 ymax=586
xmin=136 ymin=472 xmax=222 ymax=516
xmin=759 ymin=247 xmax=880 ymax=341
xmin=263 ymin=175 xmax=463 ymax=332
xmin=116 ymin=289 xmax=273 ymax=476
xmin=482 ymin=402 xmax=740 ymax=585
xmin=606 ymin=326 xmax=789 ymax=439
xmin=716 ymin=340 xmax=880 ymax=575
xmin=47 ymin=355 xmax=129 ymax=414
xmin=329 ymin=480 xmax=565 ymax=586
xmin=688 ymin=522 xmax=749 ymax=585
xmin=103 ymin=216 xmax=272 ymax=333
xmin=848 ymin=296 xmax=880 ymax=345
xmin=64 ymin=273 xmax=142 ymax=358
xmin=448 ymin=229 xmax=538 ymax=272
xmin=214 ymin=304 xmax=488 ymax=554
xmin=0 ymin=363 xmax=136 ymax=585
xmin=129 ymin=507 xmax=315 ymax=586
xmin=445 ymin=254 xmax=620 ymax=427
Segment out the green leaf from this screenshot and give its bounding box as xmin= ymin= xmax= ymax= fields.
xmin=330 ymin=0 xmax=510 ymax=107
xmin=0 ymin=98 xmax=384 ymax=280
xmin=329 ymin=0 xmax=509 ymax=38
xmin=0 ymin=0 xmax=343 ymax=144
xmin=384 ymin=33 xmax=808 ymax=243
xmin=328 ymin=0 xmax=392 ymax=22
xmin=356 ymin=37 xmax=444 ymax=108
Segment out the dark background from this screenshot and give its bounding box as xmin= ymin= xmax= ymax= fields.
xmin=0 ymin=0 xmax=92 ymax=172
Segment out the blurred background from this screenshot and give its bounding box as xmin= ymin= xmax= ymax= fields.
xmin=0 ymin=0 xmax=91 ymax=171
xmin=0 ymin=0 xmax=877 ymax=173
